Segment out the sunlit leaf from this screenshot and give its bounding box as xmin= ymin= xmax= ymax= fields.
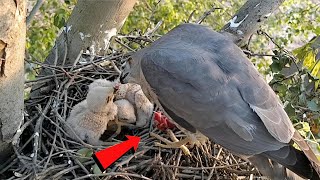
xmin=298 ymin=129 xmax=307 ymax=137
xmin=302 ymin=121 xmax=311 ymax=132
xmin=311 ymin=59 xmax=320 ymax=78
xmin=303 ymin=50 xmax=316 ymax=69
xmin=293 ymin=45 xmax=309 ymax=61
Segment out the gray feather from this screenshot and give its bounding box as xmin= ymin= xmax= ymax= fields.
xmin=132 ymin=23 xmax=294 ymax=155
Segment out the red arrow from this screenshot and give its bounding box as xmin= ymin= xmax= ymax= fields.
xmin=92 ymin=135 xmax=140 ymax=171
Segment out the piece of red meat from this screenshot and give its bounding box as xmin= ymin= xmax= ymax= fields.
xmin=154 ymin=111 xmax=175 ymax=131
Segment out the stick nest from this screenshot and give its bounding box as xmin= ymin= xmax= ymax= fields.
xmin=1 ymin=26 xmax=266 ymax=180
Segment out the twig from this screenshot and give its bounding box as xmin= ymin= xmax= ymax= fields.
xmin=116 ymin=150 xmax=147 ymax=168
xmin=196 ymin=7 xmax=222 ymax=24
xmin=26 ymin=0 xmax=44 ymax=25
xmin=44 ymin=128 xmax=58 ymax=169
xmin=33 ymin=97 xmax=53 ymax=167
xmin=12 ymin=116 xmax=38 ymax=145
xmin=207 ymin=147 xmax=223 ymax=179
xmin=155 ymin=162 xmax=249 ymax=170
xmin=73 ymin=172 xmax=153 ymax=180
xmin=115 ymin=38 xmax=136 ymax=52
xmin=70 ymin=50 xmax=83 ymax=72
xmin=186 ymin=10 xmax=196 ymax=23
xmin=145 ymin=21 xmax=163 ymax=37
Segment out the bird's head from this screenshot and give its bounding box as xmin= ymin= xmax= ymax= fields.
xmin=86 ymin=86 xmax=115 ymax=113
xmin=120 ymin=53 xmax=156 ymax=104
xmin=120 ymin=54 xmax=143 ymax=85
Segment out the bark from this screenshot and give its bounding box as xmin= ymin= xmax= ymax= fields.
xmin=31 ymin=0 xmax=137 ymax=97
xmin=221 ymin=0 xmax=284 ymax=46
xmin=45 ymin=0 xmax=137 ymax=67
xmin=0 ymin=0 xmax=26 ymax=161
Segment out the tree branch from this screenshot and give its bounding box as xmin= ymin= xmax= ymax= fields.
xmin=26 ymin=0 xmax=44 ymax=25
xmin=50 ymin=0 xmax=137 ymax=66
xmin=221 ymin=0 xmax=285 ymax=46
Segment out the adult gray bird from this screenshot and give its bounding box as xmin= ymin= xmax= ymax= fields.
xmin=121 ymin=23 xmax=320 ymax=179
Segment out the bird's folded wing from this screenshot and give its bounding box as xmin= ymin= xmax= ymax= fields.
xmin=234 ymin=59 xmax=295 ymax=143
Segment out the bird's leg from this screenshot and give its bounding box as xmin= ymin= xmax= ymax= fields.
xmin=150 ymin=130 xmax=191 ymax=155
xmin=151 ymin=112 xmax=208 ymax=155
xmin=150 ymin=129 xmax=209 ymax=156
xmin=183 ymin=130 xmax=209 ymax=148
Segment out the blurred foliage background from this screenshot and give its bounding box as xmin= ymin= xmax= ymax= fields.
xmin=26 ymin=0 xmax=320 ymax=153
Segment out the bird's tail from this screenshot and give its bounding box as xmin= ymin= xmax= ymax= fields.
xmin=250 ymin=130 xmax=320 ymax=180
xmin=249 ymin=152 xmax=318 ymax=180
xmin=291 ymin=130 xmax=320 ymax=178
xmin=248 ymin=155 xmax=287 ymax=179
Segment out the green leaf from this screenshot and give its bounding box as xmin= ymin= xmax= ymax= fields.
xmin=53 ymin=14 xmax=66 ymax=28
xmin=293 ymin=45 xmax=310 ymax=61
xmin=277 ymin=84 xmax=287 ymax=94
xmin=76 ymin=148 xmax=94 ymax=163
xmin=284 ymin=103 xmax=296 ymax=117
xmin=92 ymin=163 xmax=102 ymax=174
xmin=53 ymin=9 xmax=69 ymax=28
xmin=273 ymin=74 xmax=285 ymax=81
xmin=307 ymin=100 xmax=320 ymax=112
xmin=315 ymin=27 xmax=320 ymax=35
xmin=270 ymin=62 xmax=282 ymax=73
xmin=299 ymin=93 xmax=307 ymax=104
xmin=315 ymin=80 xmax=320 ymax=90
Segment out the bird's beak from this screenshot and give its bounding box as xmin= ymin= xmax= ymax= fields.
xmin=120 ymin=60 xmax=131 ymax=83
xmin=120 ymin=71 xmax=129 ymax=84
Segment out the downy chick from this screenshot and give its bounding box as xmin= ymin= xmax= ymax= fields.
xmin=114 ymin=99 xmax=136 ymax=123
xmin=116 ymin=83 xmax=154 ymax=127
xmin=88 ymin=79 xmax=154 ymax=128
xmin=66 ymin=86 xmax=117 ymax=145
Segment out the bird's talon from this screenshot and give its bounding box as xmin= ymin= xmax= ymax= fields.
xmin=150 ymin=131 xmax=191 ymax=155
